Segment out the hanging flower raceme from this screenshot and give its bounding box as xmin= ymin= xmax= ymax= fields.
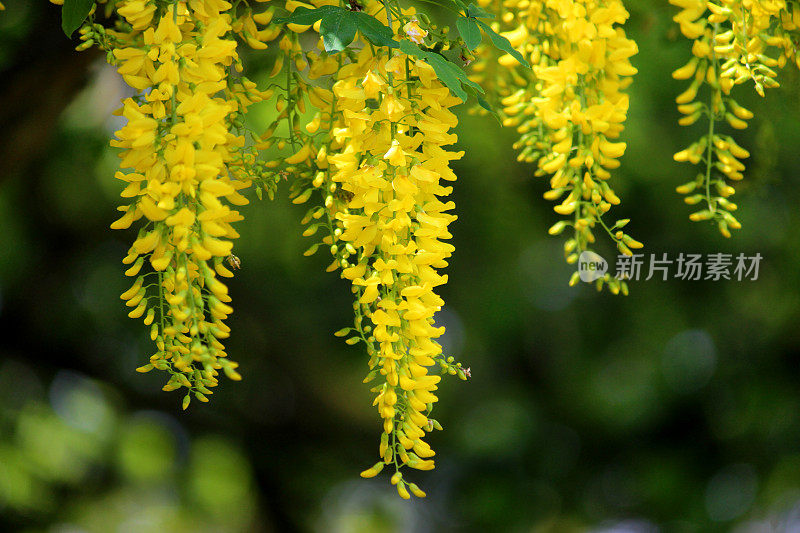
xmin=254 ymin=0 xmax=351 ymax=272
xmin=295 ymin=37 xmax=353 ymax=275
xmin=331 ymin=47 xmax=465 ymax=498
xmin=708 ymin=0 xmax=798 ymax=95
xmin=262 ymin=0 xmax=468 ymax=495
xmin=303 ymin=8 xmax=467 ymax=496
xmin=74 ymin=0 xmax=273 ymax=408
xmin=670 ymin=0 xmax=800 ymax=236
xmin=473 ymin=0 xmax=639 ymax=293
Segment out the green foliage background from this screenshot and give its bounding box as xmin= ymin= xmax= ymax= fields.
xmin=2 ymin=1 xmax=800 ymax=531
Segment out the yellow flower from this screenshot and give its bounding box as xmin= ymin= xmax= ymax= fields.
xmin=383 ymin=139 xmax=406 ymax=166
xmin=403 ymin=19 xmax=427 ymax=44
xmin=362 ymin=69 xmax=386 ymax=99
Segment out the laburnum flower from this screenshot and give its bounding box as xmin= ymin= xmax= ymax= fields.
xmin=471 ymin=0 xmax=638 ymax=293
xmin=702 ymin=0 xmax=796 ymax=95
xmin=105 ymin=0 xmax=270 ymax=406
xmin=269 ymin=1 xmax=467 ymax=495
xmin=670 ymin=0 xmax=800 ymax=236
xmin=322 ymin=42 xmax=468 ymax=497
xmin=403 ymin=18 xmax=427 ymax=44
xmin=669 ymin=0 xmax=756 ymax=235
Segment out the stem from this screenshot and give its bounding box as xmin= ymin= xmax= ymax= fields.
xmin=158 ymin=271 xmax=166 ymax=335
xmin=383 ymin=0 xmax=393 ymax=39
xmin=705 ymin=24 xmax=719 ymax=214
xmin=287 ymin=49 xmax=297 ymax=151
xmin=704 ymin=99 xmax=715 ymax=213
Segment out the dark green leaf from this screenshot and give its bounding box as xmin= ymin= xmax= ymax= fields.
xmin=447 ymin=0 xmax=470 ymax=12
xmin=476 ymin=19 xmax=529 ymax=67
xmin=441 ymin=56 xmax=484 ymax=93
xmin=456 ymin=17 xmax=482 ymax=50
xmin=398 ymin=41 xmax=483 ymax=102
xmin=466 ymin=3 xmax=494 ymax=19
xmin=398 ymin=40 xmax=427 ymax=61
xmin=273 ymin=5 xmax=341 ymax=26
xmin=424 ymin=53 xmax=468 ymax=102
xmin=400 ymin=41 xmax=467 ymax=102
xmin=62 ymin=0 xmax=95 ymax=37
xmin=353 ymin=12 xmax=397 ymax=48
xmin=477 ymin=95 xmax=497 ymax=117
xmin=469 ymin=87 xmax=501 ymax=122
xmin=320 ymin=10 xmax=358 ymax=53
xmin=278 ymin=9 xmax=396 ymax=52
xmin=419 ymin=45 xmax=484 ymax=93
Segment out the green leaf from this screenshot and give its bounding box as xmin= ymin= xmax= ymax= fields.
xmin=320 ymin=10 xmax=358 ymax=53
xmin=273 ymin=5 xmax=340 ymax=26
xmin=456 ymin=17 xmax=482 ymax=50
xmin=62 ymin=0 xmax=95 ymax=37
xmin=466 ymin=2 xmax=494 ymax=19
xmin=424 ymin=53 xmax=468 ymax=102
xmin=398 ymin=40 xmax=427 ymax=62
xmin=422 ymin=46 xmax=484 ymax=93
xmin=469 ymin=87 xmax=501 ymax=122
xmin=442 ymin=0 xmax=470 ymax=12
xmin=277 ymin=9 xmax=395 ymax=53
xmin=475 ymin=19 xmax=529 ymax=67
xmin=398 ymin=41 xmax=483 ymax=103
xmin=398 ymin=42 xmax=461 ymax=98
xmin=353 ymin=12 xmax=397 ymax=48
xmin=439 ymin=55 xmax=483 ymax=92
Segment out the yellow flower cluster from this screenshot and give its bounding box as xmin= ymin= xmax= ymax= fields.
xmin=90 ymin=0 xmax=271 ymax=407
xmin=671 ymin=0 xmax=800 ymax=235
xmin=244 ymin=0 xmax=467 ymax=494
xmin=331 ymin=45 xmax=465 ymax=498
xmin=255 ymin=0 xmax=351 ymax=269
xmin=256 ymin=0 xmax=462 ymax=496
xmin=473 ymin=0 xmax=639 ymax=293
xmin=707 ymin=0 xmax=800 ymax=95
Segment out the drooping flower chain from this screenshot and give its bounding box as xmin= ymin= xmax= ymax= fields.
xmin=61 ymin=0 xmax=275 ymax=408
xmin=262 ymin=0 xmax=468 ymax=498
xmin=670 ymin=0 xmax=800 ymax=236
xmin=472 ymin=0 xmax=639 ymax=294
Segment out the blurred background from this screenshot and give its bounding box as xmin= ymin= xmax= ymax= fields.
xmin=2 ymin=1 xmax=800 ymax=531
